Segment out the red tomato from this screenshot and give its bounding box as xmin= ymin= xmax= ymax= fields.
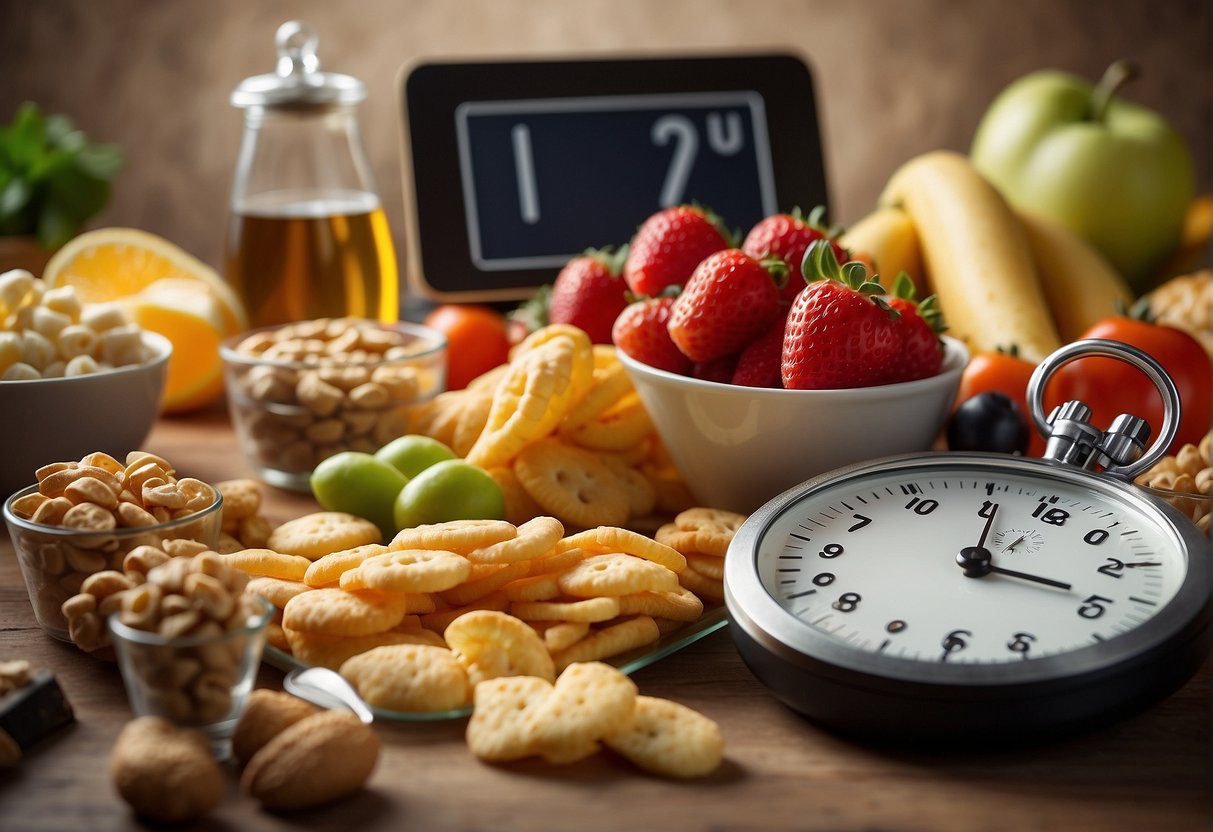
xmin=956 ymin=351 xmax=1044 ymax=456
xmin=1045 ymin=317 xmax=1211 ymax=454
xmin=423 ymin=305 xmax=511 ymax=390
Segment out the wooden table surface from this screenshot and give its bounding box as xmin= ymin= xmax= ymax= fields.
xmin=0 ymin=412 xmax=1209 ymax=831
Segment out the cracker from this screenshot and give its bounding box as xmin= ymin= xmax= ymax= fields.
xmin=510 ymin=597 xmax=621 ymax=624
xmin=440 ymin=560 xmax=531 ymax=606
xmin=342 ymin=549 xmax=470 ymax=594
xmin=284 ymin=627 xmax=440 ymax=670
xmin=616 ymin=587 xmax=704 ymax=622
xmin=465 ymin=337 xmax=583 ymax=469
xmin=390 ymin=520 xmax=516 ymax=554
xmin=245 ymin=576 xmax=313 ymax=609
xmin=281 ymin=588 xmax=409 ymax=636
xmin=550 ymin=616 xmax=660 ymax=671
xmin=223 ymin=549 xmax=311 ymax=581
xmin=601 ymin=457 xmax=657 ymax=518
xmin=452 ymin=390 xmax=494 ymax=458
xmin=686 ymin=552 xmax=724 ymax=581
xmin=303 ymin=543 xmax=389 ymax=587
xmin=421 ymin=592 xmax=510 ymax=635
xmin=486 ymin=466 xmax=545 ymax=527
xmin=467 ymin=516 xmax=564 ymax=565
xmin=669 ymin=508 xmax=747 ymax=557
xmin=215 ymin=479 xmax=260 ymax=521
xmin=503 ymin=572 xmax=563 ymax=602
xmin=543 ymin=621 xmax=590 ymax=652
xmin=557 ymin=554 xmax=679 ymax=598
xmin=529 ymin=662 xmax=637 ymax=763
xmin=583 ymin=526 xmax=686 ymax=572
xmin=561 ymin=392 xmax=653 ymax=451
xmin=677 ymin=567 xmax=724 ymax=604
xmin=340 ymin=644 xmax=469 ymax=712
xmin=267 ymin=512 xmax=382 ymax=560
xmin=603 ymin=695 xmax=724 ymax=778
xmin=515 ymin=439 xmax=629 ymax=528
xmin=445 ymin=610 xmax=555 ymax=684
xmin=560 ymin=361 xmax=632 ymax=430
xmin=466 ymin=676 xmax=552 ymax=762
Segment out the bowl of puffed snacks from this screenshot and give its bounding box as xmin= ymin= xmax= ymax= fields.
xmin=0 ymin=270 xmax=170 ymax=494
xmin=1136 ymin=431 xmax=1212 ymax=537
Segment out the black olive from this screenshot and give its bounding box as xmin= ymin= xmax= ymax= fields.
xmin=947 ymin=392 xmax=1030 ymax=454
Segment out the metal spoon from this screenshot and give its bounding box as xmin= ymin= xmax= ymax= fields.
xmin=284 ymin=667 xmax=374 ymax=724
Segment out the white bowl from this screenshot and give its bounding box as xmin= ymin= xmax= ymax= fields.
xmin=619 ymin=336 xmax=969 ymax=514
xmin=0 ymin=332 xmax=171 ymax=495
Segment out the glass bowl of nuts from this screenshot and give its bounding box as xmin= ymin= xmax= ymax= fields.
xmin=1135 ymin=432 xmax=1212 ymax=537
xmin=106 ymin=551 xmax=273 ymax=758
xmin=220 ymin=317 xmax=446 ymax=490
xmin=3 ymin=451 xmax=224 ymax=641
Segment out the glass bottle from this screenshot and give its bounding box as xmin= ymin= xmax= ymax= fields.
xmin=226 ymin=21 xmax=398 ymax=328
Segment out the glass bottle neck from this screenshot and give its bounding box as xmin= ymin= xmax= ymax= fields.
xmin=231 ymin=105 xmax=379 ymax=216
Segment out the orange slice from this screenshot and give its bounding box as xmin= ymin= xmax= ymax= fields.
xmin=124 ymin=280 xmax=228 ymax=412
xmin=43 ymin=227 xmax=247 ymax=335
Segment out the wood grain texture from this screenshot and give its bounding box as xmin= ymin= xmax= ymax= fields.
xmin=0 ymin=0 xmax=1207 ymax=272
xmin=0 ymin=412 xmax=1209 ymax=830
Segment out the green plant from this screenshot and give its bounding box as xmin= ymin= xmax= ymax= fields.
xmin=0 ymin=102 xmax=123 ymax=248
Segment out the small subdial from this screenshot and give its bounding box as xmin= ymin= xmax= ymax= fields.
xmin=993 ymin=528 xmax=1044 ymax=554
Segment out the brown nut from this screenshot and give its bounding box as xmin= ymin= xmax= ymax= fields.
xmin=80 ymin=570 xmax=134 ymax=600
xmin=10 ymin=491 xmax=48 ymax=519
xmin=163 ymin=539 xmax=209 ymax=558
xmin=231 ymin=690 xmax=318 ymax=765
xmin=348 ymin=381 xmax=389 ymax=410
xmin=31 ymin=496 xmax=73 ymax=525
xmin=183 ymin=573 xmax=234 ymax=621
xmin=64 ymin=543 xmax=108 ymax=574
xmin=123 ymin=545 xmax=170 ymax=577
xmin=109 ymin=717 xmax=223 ymax=824
xmin=64 ymin=476 xmax=120 ymax=509
xmin=296 ymin=372 xmax=344 ymax=417
xmin=61 ymin=502 xmax=117 ymax=533
xmin=241 ymin=709 xmax=379 ymax=810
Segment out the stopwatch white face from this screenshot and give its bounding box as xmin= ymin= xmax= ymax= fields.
xmin=756 ymin=464 xmax=1187 ymax=664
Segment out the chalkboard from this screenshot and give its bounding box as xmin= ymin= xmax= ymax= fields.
xmin=400 ymin=54 xmax=828 ymax=302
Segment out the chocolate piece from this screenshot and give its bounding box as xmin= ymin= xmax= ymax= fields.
xmin=0 ymin=670 xmax=74 ymax=751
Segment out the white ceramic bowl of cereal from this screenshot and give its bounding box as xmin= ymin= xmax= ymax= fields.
xmin=0 ymin=331 xmax=171 ymax=495
xmin=619 ymin=336 xmax=969 ymax=514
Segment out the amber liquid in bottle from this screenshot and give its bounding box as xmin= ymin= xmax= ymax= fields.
xmin=225 ymin=191 xmax=399 ymax=328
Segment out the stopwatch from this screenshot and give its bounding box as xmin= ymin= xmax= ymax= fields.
xmin=724 ymin=340 xmax=1211 ymax=742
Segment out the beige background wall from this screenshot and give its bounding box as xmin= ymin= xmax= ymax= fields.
xmin=1 ymin=0 xmax=1209 ymax=275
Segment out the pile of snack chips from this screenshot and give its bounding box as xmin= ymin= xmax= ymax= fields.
xmin=1136 ymin=430 xmax=1212 ymax=534
xmin=220 ymin=511 xmax=744 ymax=706
xmin=407 ymin=325 xmax=694 ymax=529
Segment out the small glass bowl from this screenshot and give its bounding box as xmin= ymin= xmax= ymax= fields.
xmin=1138 ymin=483 xmax=1211 ymax=538
xmin=221 ymin=320 xmax=446 ymax=491
xmin=109 ymin=595 xmax=273 ymax=759
xmin=2 ymin=486 xmax=224 ymax=640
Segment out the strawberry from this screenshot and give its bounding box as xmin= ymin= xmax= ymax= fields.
xmin=781 ymin=241 xmax=902 ymax=390
xmin=885 ymin=273 xmax=946 ymax=383
xmin=624 ymin=205 xmax=732 ymax=297
xmin=742 ymin=206 xmax=848 ymax=303
xmin=692 ymin=355 xmax=738 ymax=384
xmin=732 ymin=310 xmax=789 ymax=388
xmin=667 ymin=249 xmax=786 ymax=363
xmin=612 ymin=295 xmax=690 ymax=375
xmin=549 ymin=247 xmax=629 ymax=344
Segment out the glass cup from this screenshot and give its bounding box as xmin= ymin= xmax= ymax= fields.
xmin=220 ymin=320 xmax=446 ymax=491
xmin=3 ymin=486 xmax=224 ymax=640
xmin=109 ymin=595 xmax=273 ymax=759
xmin=1139 ymin=484 xmax=1212 ymax=538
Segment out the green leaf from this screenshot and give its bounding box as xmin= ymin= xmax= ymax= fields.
xmin=75 ymin=144 xmax=123 ymax=179
xmin=890 ymin=272 xmax=915 ymax=302
xmin=37 ymin=201 xmax=76 ymax=249
xmin=43 ymin=114 xmax=75 ymax=146
xmin=7 ymin=103 xmax=46 ymax=168
xmin=0 ymin=177 xmax=31 ymax=218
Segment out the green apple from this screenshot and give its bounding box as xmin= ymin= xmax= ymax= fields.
xmin=393 ymin=460 xmax=505 ymax=530
xmin=310 ymin=452 xmax=409 ymax=538
xmin=972 ymin=60 xmax=1194 ymax=288
xmin=375 ymin=435 xmax=458 ymax=479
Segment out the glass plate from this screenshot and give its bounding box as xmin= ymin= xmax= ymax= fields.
xmin=262 ymin=607 xmax=729 ymax=721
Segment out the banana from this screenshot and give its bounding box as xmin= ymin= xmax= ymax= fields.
xmin=1019 ymin=211 xmax=1134 ymax=342
xmin=841 ymin=207 xmax=924 ymax=293
xmin=879 ymin=151 xmax=1061 ymax=362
